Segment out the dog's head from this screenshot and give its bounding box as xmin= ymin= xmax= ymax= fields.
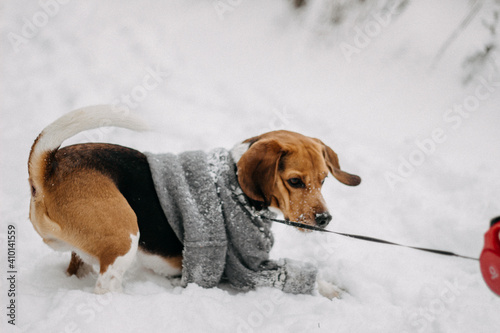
xmin=237 ymin=130 xmax=361 ymax=228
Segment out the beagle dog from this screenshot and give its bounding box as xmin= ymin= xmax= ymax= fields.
xmin=28 ymin=106 xmax=360 ymax=296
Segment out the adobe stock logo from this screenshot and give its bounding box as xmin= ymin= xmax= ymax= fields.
xmin=385 ymin=72 xmax=499 ymax=190
xmin=79 ymin=65 xmax=170 ymax=144
xmin=406 ymin=278 xmax=468 ymax=332
xmin=236 ymin=292 xmax=285 ymax=333
xmin=385 ymin=129 xmax=447 ymax=190
xmin=339 ymin=3 xmax=399 ymax=63
xmin=260 ymin=106 xmax=295 ymax=134
xmin=7 ymin=0 xmax=71 ymax=53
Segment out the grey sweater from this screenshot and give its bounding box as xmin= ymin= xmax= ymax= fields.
xmin=145 ymin=148 xmax=317 ymax=294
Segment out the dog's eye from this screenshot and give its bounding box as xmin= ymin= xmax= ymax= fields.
xmin=321 ymin=178 xmax=326 ymax=185
xmin=288 ymin=178 xmax=305 ymax=188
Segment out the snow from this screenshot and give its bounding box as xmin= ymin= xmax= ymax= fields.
xmin=1 ymin=0 xmax=500 ymax=332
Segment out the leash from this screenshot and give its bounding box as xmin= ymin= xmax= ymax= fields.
xmin=230 ymin=177 xmax=479 ymax=262
xmin=235 ymin=187 xmax=500 ymax=295
xmin=269 ymin=218 xmax=480 ymax=261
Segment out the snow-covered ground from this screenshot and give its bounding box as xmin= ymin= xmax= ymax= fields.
xmin=1 ymin=0 xmax=500 ymax=332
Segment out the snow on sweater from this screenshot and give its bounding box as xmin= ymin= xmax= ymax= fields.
xmin=145 ymin=148 xmax=317 ymax=294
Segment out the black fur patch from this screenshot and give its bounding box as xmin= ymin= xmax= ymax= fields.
xmin=54 ymin=143 xmax=183 ymax=257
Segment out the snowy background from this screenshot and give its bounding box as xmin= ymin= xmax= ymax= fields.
xmin=1 ymin=0 xmax=500 ymax=332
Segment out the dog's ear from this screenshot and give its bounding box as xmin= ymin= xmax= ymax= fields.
xmin=318 ymin=140 xmax=361 ymax=186
xmin=237 ymin=137 xmax=284 ymax=204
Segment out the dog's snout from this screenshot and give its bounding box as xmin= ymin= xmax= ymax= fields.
xmin=315 ymin=212 xmax=332 ymax=228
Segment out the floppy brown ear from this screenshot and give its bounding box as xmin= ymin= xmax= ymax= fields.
xmin=321 ymin=142 xmax=361 ymax=186
xmin=237 ymin=138 xmax=284 ymax=204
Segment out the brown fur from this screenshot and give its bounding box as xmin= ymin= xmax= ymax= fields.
xmin=67 ymin=252 xmax=89 ymax=277
xmin=29 ymin=145 xmax=139 ymax=281
xmin=237 ymin=130 xmax=360 ymax=226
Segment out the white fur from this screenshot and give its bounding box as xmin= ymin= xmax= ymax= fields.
xmin=42 ymin=237 xmax=97 ymax=277
xmin=42 ymin=236 xmax=98 ymax=267
xmin=230 ymin=142 xmax=250 ymax=163
xmin=94 ymin=233 xmax=139 ymax=294
xmin=43 ymin=237 xmax=79 ymax=252
xmin=35 ymin=105 xmax=149 ymax=156
xmin=29 ymin=105 xmax=150 ymax=182
xmin=137 ymin=249 xmax=182 ymax=277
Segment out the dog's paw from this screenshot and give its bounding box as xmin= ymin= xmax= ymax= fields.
xmin=317 ymin=279 xmax=343 ymax=300
xmin=74 ymin=262 xmax=94 ymax=278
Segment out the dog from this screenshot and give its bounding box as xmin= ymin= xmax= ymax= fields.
xmin=28 ymin=105 xmax=361 ymax=297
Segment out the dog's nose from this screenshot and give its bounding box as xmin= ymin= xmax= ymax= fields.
xmin=315 ymin=212 xmax=332 ymax=228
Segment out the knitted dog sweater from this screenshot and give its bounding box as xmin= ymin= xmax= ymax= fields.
xmin=146 ymin=148 xmax=317 ymax=294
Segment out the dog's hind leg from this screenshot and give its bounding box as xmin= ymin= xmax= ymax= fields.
xmin=41 ymin=171 xmax=140 ymax=294
xmin=94 ymin=232 xmax=139 ymax=294
xmin=67 ymin=252 xmax=94 ymax=278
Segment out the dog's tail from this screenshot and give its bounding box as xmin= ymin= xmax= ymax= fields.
xmin=28 ymin=105 xmax=150 ymax=192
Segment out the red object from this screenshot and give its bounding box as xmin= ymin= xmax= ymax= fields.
xmin=480 ymin=217 xmax=500 ymax=297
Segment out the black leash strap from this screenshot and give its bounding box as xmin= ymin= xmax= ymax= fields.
xmin=270 ymin=218 xmax=479 ymax=261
